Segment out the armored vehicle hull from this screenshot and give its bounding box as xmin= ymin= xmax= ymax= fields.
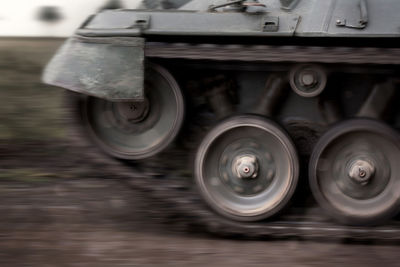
xmin=43 ymin=0 xmax=400 ymax=236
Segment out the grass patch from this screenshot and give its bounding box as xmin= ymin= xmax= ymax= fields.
xmin=0 ymin=169 xmax=60 ymax=183
xmin=0 ymin=38 xmax=67 ymax=141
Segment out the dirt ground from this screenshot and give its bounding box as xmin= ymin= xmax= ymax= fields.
xmin=0 ymin=38 xmax=399 ymax=267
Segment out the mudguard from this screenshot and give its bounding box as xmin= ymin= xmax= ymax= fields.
xmin=42 ymin=36 xmax=145 ymax=101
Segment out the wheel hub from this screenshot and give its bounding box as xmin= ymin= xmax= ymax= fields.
xmin=233 ymin=155 xmax=259 ymax=179
xmin=348 ymin=159 xmax=375 ymax=185
xmin=195 ymin=115 xmax=299 ymax=221
xmin=115 ymin=99 xmax=149 ymax=123
xmin=289 ymin=64 xmax=327 ymax=98
xmin=300 ymin=71 xmax=317 ymax=87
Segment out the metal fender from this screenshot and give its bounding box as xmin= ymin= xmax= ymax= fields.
xmin=42 ymin=36 xmax=145 ymax=101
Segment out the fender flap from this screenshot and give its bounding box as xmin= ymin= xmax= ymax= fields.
xmin=42 ymin=36 xmax=144 ymax=101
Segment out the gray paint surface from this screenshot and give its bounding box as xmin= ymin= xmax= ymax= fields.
xmin=43 ymin=36 xmax=145 ymax=101
xmin=43 ymin=0 xmax=400 ymax=100
xmin=81 ymin=0 xmax=400 ymax=37
xmin=81 ymin=10 xmax=299 ymax=36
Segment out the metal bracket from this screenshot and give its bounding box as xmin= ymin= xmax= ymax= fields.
xmin=208 ymin=0 xmax=266 ymax=13
xmin=208 ymin=0 xmax=246 ymax=12
xmin=130 ymin=14 xmax=150 ymax=30
xmin=336 ymin=0 xmax=368 ymax=29
xmin=262 ymin=17 xmax=279 ymax=32
xmin=280 ymin=0 xmax=300 ymax=11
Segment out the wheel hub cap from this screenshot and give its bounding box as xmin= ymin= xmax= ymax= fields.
xmin=348 ymin=159 xmax=375 ymax=185
xmin=300 ymin=71 xmax=317 ymax=87
xmin=115 ymin=99 xmax=149 ymax=123
xmin=233 ymin=155 xmax=259 ymax=179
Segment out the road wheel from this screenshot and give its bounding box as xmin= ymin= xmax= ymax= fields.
xmin=82 ymin=63 xmax=184 ymax=160
xmin=195 ymin=115 xmax=299 ymax=221
xmin=309 ymin=119 xmax=400 ymax=225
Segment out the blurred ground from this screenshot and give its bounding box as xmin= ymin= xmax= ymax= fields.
xmin=0 ymin=38 xmax=399 ymax=267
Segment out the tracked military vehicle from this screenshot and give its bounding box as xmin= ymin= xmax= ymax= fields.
xmin=43 ymin=0 xmax=400 ymax=236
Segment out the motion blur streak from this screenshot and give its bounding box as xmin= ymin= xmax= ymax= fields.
xmin=1 ymin=0 xmax=400 ymax=266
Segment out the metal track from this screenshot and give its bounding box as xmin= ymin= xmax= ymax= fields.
xmin=145 ymin=42 xmax=400 ymax=65
xmin=71 ymin=97 xmax=400 ymax=242
xmin=78 ymin=42 xmax=400 ymax=241
xmin=143 ymin=42 xmax=400 ymax=241
xmin=128 ymin=149 xmax=400 ymax=242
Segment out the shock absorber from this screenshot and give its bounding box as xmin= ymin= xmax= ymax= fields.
xmin=357 ymin=79 xmax=396 ymax=119
xmin=204 ymin=75 xmax=235 ymax=119
xmin=253 ymin=74 xmax=287 ymax=117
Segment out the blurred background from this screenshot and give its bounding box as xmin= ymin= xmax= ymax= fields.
xmin=0 ymin=0 xmax=141 ymax=37
xmin=0 ymin=1 xmax=399 ymax=266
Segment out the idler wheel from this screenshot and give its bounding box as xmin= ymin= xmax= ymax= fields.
xmin=82 ymin=63 xmax=184 ymax=160
xmin=289 ymin=64 xmax=327 ymax=98
xmin=195 ymin=115 xmax=299 ymax=221
xmin=309 ymin=119 xmax=400 ymax=225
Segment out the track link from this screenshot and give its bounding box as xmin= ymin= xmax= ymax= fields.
xmin=145 ymin=42 xmax=400 ymax=65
